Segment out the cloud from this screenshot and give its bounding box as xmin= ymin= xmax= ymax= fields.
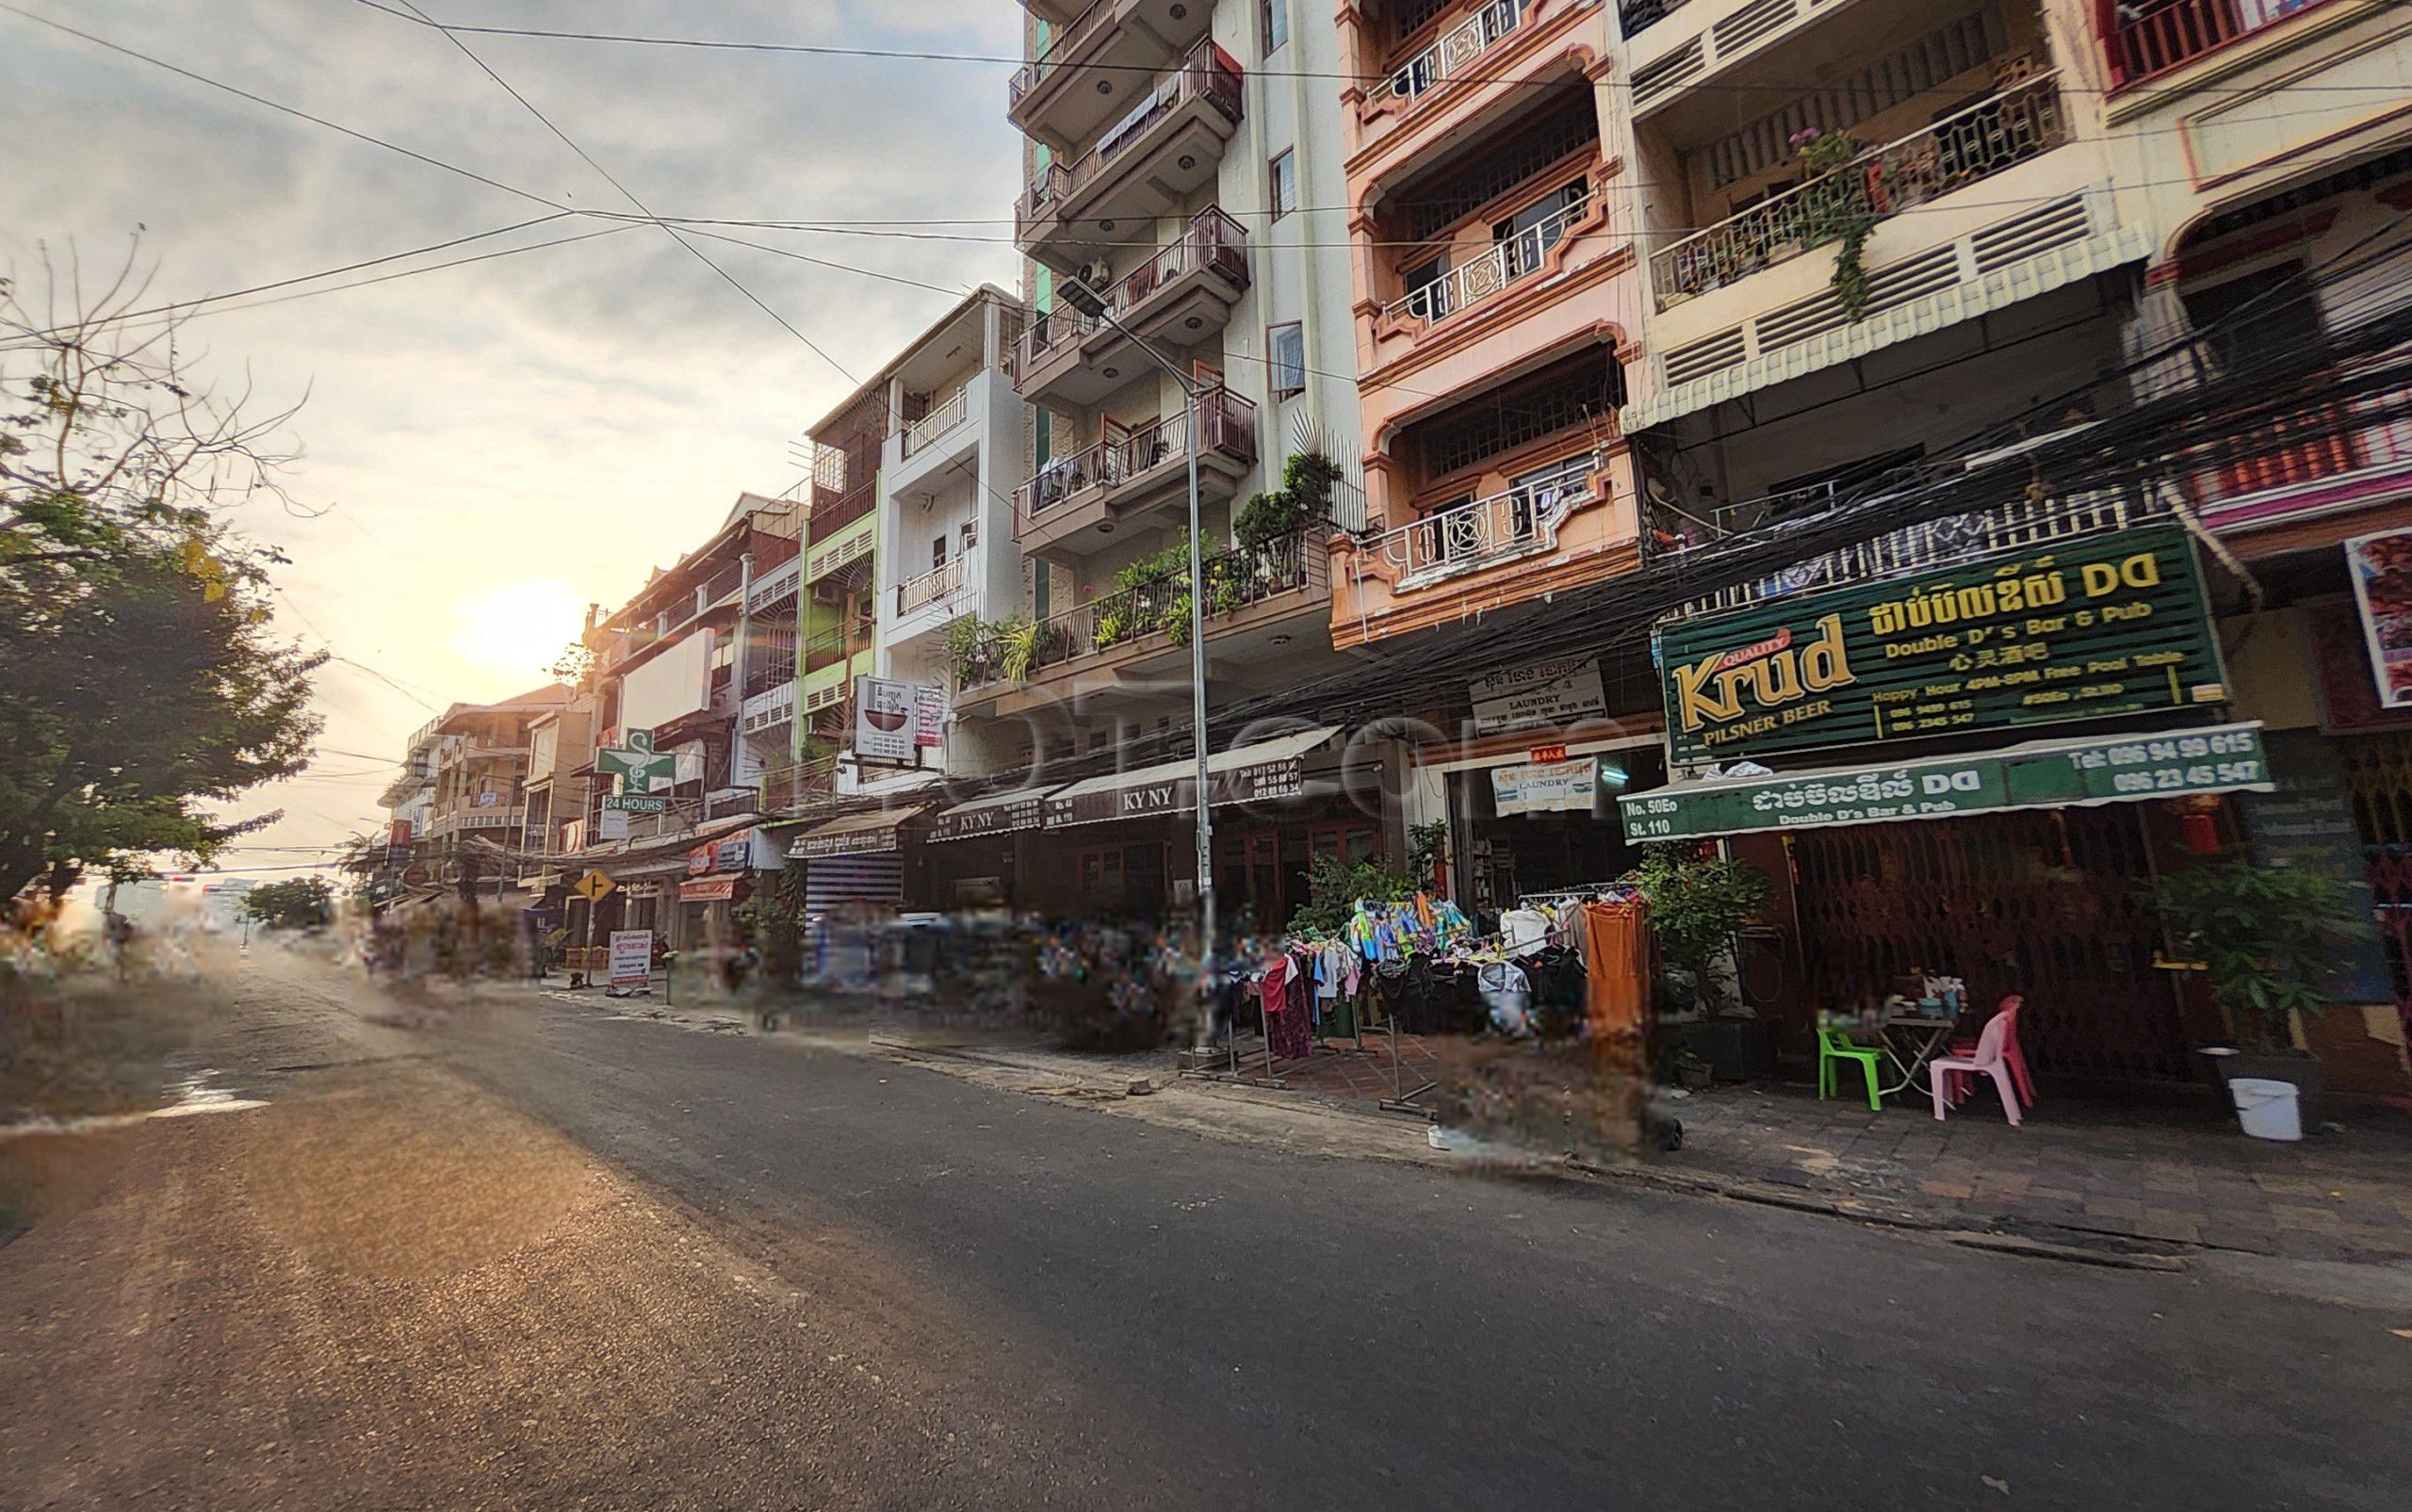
xmin=1 ymin=0 xmax=1025 ymax=859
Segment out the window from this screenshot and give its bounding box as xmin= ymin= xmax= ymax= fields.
xmin=1268 ymin=322 xmax=1306 ymax=399
xmin=931 ymin=536 xmax=948 ymax=570
xmin=960 ymin=520 xmax=978 ymax=554
xmin=1268 ymin=149 xmax=1296 ymax=220
xmin=1261 ymin=0 xmax=1288 ymax=54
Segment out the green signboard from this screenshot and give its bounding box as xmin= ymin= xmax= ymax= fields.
xmin=1654 ymin=524 xmax=2227 ymax=765
xmin=1618 ymin=722 xmax=2272 ymax=842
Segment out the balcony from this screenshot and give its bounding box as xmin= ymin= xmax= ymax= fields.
xmin=1624 ymin=74 xmax=2149 ymax=433
xmin=1013 ymin=389 xmax=1259 ymax=555
xmin=744 ymin=554 xmax=801 ymax=615
xmin=803 ymin=623 xmax=873 ymax=675
xmin=1385 ymin=188 xmax=1593 ymax=331
xmin=1378 ymin=1 xmax=1538 ymax=112
xmin=1617 ymin=0 xmax=1688 ymax=39
xmin=899 ymin=386 xmax=970 ymax=461
xmin=1651 ymin=75 xmax=2067 ymax=308
xmin=741 ymin=679 xmax=796 ymax=738
xmin=1017 ymin=41 xmax=1242 ymax=270
xmin=1007 ymin=0 xmax=1214 ymax=150
xmin=2185 ymin=367 xmax=2412 ymax=540
xmin=1365 ymin=453 xmax=1598 ymax=590
xmin=2105 ymin=0 xmax=2343 ymax=89
xmin=1013 ymin=208 xmax=1249 ymax=407
xmin=896 ymin=555 xmax=969 ymax=619
xmin=954 ymin=528 xmax=1328 ymax=705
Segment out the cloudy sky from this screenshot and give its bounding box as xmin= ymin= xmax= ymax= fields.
xmin=3 ymin=0 xmax=1021 ymax=873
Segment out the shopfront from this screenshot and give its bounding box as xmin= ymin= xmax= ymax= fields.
xmin=788 ymin=807 xmax=930 ymax=921
xmin=921 ymin=789 xmax=1050 ymax=912
xmin=1624 ymin=518 xmax=2279 ymax=1087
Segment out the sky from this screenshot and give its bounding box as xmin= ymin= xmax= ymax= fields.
xmin=2 ymin=0 xmax=1023 ymax=874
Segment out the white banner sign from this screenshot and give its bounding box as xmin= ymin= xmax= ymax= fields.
xmin=596 ymin=807 xmax=630 ymax=842
xmin=1471 ymin=658 xmax=1606 ymax=737
xmin=607 ymin=929 xmax=652 ymax=987
xmin=1493 ymin=756 xmax=1599 ymax=816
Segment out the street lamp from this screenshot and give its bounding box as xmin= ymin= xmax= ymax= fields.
xmin=1059 ymin=274 xmax=1217 ymax=1042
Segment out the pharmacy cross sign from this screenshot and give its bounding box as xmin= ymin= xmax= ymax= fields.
xmin=596 ymin=727 xmax=678 ymax=794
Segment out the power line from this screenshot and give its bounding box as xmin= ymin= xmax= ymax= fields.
xmin=373 ymin=0 xmax=861 ymax=382
xmin=350 ymin=1 xmax=2412 ymax=104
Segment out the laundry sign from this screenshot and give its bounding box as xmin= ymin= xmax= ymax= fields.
xmin=1492 ymin=756 xmax=1598 ymax=816
xmin=1653 ymin=523 xmax=2226 ymax=765
xmin=1470 ymin=658 xmax=1606 ymax=737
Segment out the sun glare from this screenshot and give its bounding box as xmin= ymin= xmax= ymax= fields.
xmin=457 ymin=581 xmax=582 ymax=679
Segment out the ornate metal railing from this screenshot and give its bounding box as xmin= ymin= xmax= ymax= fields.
xmin=1616 ymin=0 xmax=1689 ymax=40
xmin=1015 ymin=207 xmax=1249 ymax=382
xmin=1009 ymin=0 xmax=1118 ymax=110
xmin=1371 ymin=452 xmax=1599 ymax=586
xmin=896 ymin=555 xmax=968 ymax=616
xmin=1650 ymin=72 xmax=2067 ymax=307
xmin=1383 ymin=0 xmax=1533 ymax=104
xmin=1015 ymin=388 xmax=1259 ymax=523
xmin=899 ymin=386 xmax=970 ymax=459
xmin=1387 ymin=188 xmax=1591 ymax=326
xmin=1019 ymin=41 xmax=1241 ymax=232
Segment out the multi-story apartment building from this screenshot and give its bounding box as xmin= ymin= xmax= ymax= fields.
xmin=378 ymin=685 xmax=571 ymax=902
xmin=517 ymin=691 xmax=597 ymax=892
xmin=793 ymin=389 xmax=888 ymax=807
xmin=1327 ymin=0 xmax=1643 ymax=652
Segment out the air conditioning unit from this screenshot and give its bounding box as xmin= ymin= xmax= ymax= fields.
xmin=812 ymin=578 xmax=846 ymax=606
xmin=1081 ymin=260 xmax=1113 ymax=291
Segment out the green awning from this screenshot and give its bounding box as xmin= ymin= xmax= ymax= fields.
xmin=1619 ymin=722 xmax=2273 ymax=843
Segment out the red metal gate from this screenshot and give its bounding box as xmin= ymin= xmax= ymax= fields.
xmin=1788 ymin=809 xmax=2194 ymax=1083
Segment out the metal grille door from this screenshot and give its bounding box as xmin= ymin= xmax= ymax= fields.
xmin=1789 ymin=809 xmax=2192 ymax=1082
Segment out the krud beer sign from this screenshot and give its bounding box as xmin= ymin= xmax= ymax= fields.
xmin=1654 ymin=525 xmax=2226 ymax=765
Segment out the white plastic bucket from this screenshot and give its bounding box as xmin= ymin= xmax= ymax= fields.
xmin=2228 ymin=1077 xmax=2303 ymax=1142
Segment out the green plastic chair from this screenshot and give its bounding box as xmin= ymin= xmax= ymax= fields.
xmin=1817 ymin=1027 xmax=1886 ymax=1112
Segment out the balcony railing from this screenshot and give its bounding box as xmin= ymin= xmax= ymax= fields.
xmin=959 ymin=528 xmax=1323 ymax=688
xmin=1019 ymin=41 xmax=1242 ymax=232
xmin=2108 ymin=0 xmax=2337 ymax=89
xmin=1015 ymin=208 xmax=1249 ymax=382
xmin=1370 ymin=453 xmax=1600 ymax=587
xmin=1015 ymin=388 xmax=1259 ymax=523
xmin=1008 ymin=0 xmax=1120 ymax=110
xmin=1389 ymin=189 xmax=1591 ymax=326
xmin=763 ymin=755 xmax=843 ymax=817
xmin=897 ymin=555 xmax=969 ymax=616
xmin=2189 ymin=369 xmax=2412 ymax=514
xmin=745 ymin=555 xmax=801 ymax=615
xmin=900 ymin=386 xmax=971 ymax=459
xmin=1383 ymin=0 xmax=1533 ymax=105
xmin=809 ymin=482 xmax=876 ymax=542
xmin=1650 ymin=72 xmax=2068 ymax=308
xmin=1617 ymin=0 xmax=1690 ymax=40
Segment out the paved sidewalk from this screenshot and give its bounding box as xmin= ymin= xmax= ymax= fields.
xmin=1654 ymin=1082 xmax=2412 ymax=1263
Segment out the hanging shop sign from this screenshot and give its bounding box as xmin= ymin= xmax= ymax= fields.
xmin=914 ymin=685 xmax=948 ymax=748
xmin=1492 ymin=756 xmax=1599 ymax=816
xmin=601 ymin=794 xmax=669 ymax=814
xmin=714 ymin=833 xmax=757 ymax=871
xmin=1619 ymin=722 xmax=2272 ymax=842
xmin=1046 ymin=757 xmax=1304 ymax=828
xmin=596 ymin=807 xmax=631 ymax=842
xmin=926 ymin=793 xmax=1049 ymax=842
xmin=792 ymin=823 xmax=903 ymax=858
xmin=2344 ymin=528 xmax=2412 ymax=709
xmin=1470 ymin=658 xmax=1606 ymax=738
xmin=622 ymin=881 xmax=662 ymax=901
xmin=678 ymin=875 xmax=742 ymax=902
xmin=854 ymin=676 xmax=936 ymax=764
xmin=1654 ymin=523 xmax=2226 ymax=765
xmin=597 ymin=728 xmax=679 ymax=793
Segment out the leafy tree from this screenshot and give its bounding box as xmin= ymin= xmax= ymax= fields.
xmin=243 ymin=876 xmax=335 ymax=931
xmin=1633 ymin=844 xmax=1773 ymax=1010
xmin=0 ymin=244 xmax=323 ymax=900
xmin=2149 ymin=860 xmax=2366 ymax=1052
xmin=1286 ymin=856 xmax=1419 ymax=937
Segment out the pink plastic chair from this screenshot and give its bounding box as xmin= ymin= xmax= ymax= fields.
xmin=1930 ymin=1003 xmax=2024 ymax=1126
xmin=1947 ymin=996 xmax=2035 ymax=1110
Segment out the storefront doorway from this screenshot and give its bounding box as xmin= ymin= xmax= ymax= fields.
xmin=1788 ymin=808 xmax=2192 ymax=1083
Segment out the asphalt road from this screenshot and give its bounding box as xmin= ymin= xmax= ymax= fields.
xmin=4 ymin=948 xmax=2406 ymax=1510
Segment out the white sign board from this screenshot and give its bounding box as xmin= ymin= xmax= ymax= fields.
xmin=855 ymin=675 xmax=930 ymax=763
xmin=1492 ymin=756 xmax=1600 ymax=816
xmin=607 ymin=930 xmax=653 ymax=987
xmin=596 ymin=807 xmax=631 ymax=841
xmin=1470 ymin=658 xmax=1606 ymax=737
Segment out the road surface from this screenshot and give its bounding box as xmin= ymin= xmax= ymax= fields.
xmin=2 ymin=947 xmax=2404 ymax=1510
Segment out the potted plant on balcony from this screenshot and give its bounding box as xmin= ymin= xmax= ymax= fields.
xmin=1093 ymin=603 xmax=1133 ymax=650
xmin=2149 ymin=859 xmax=2367 ymax=1130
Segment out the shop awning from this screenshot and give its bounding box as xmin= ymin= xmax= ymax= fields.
xmin=1045 ymin=725 xmax=1336 ymax=828
xmin=926 ymin=787 xmax=1056 ymax=843
xmin=1618 ymin=722 xmax=2273 ymax=843
xmin=788 ymin=805 xmax=931 ymax=859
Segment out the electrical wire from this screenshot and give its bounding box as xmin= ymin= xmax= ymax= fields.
xmin=350 ymin=1 xmax=2412 ymax=104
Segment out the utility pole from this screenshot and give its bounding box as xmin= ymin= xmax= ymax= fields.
xmin=1059 ymin=275 xmax=1217 ymax=1047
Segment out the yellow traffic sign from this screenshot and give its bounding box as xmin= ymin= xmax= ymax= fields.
xmin=572 ymin=870 xmax=615 ymax=902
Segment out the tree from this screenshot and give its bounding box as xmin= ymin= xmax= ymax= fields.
xmin=244 ymin=876 xmax=335 ymax=931
xmin=1633 ymin=844 xmax=1773 ymax=1011
xmin=0 ymin=243 xmax=323 ymax=899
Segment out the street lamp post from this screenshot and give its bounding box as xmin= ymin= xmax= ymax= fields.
xmin=1059 ymin=276 xmax=1217 ymax=1045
